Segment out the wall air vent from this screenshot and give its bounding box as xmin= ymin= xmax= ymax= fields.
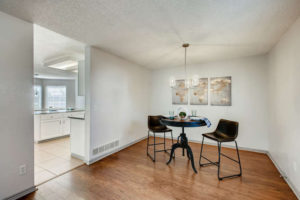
xmin=92 ymin=140 xmax=120 ymax=156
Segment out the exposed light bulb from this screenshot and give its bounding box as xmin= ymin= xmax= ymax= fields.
xmin=169 ymin=77 xmax=176 ymax=88
xmin=185 ymin=79 xmax=190 ymax=88
xmin=191 ymin=75 xmax=200 ymax=87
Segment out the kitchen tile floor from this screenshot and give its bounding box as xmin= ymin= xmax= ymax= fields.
xmin=34 ymin=137 xmax=84 ymax=185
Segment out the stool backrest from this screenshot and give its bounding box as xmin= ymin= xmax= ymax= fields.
xmin=148 ymin=115 xmax=166 ymax=130
xmin=216 ymin=119 xmax=239 ymax=139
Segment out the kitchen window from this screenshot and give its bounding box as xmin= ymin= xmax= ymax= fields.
xmin=34 ymin=85 xmax=42 ymax=110
xmin=46 ymin=86 xmax=67 ymax=109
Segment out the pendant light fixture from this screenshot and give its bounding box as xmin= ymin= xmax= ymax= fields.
xmin=169 ymin=43 xmax=199 ymax=88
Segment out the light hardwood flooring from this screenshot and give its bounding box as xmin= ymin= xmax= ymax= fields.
xmin=25 ymin=137 xmax=297 ymax=199
xmin=34 ymin=137 xmax=84 ymax=185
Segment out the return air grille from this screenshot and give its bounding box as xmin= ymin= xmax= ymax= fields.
xmin=92 ymin=140 xmax=119 ymax=156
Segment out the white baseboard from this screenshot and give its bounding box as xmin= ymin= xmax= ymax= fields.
xmin=87 ymin=136 xmax=147 ymax=165
xmin=5 ymin=186 xmax=37 ymax=200
xmin=71 ymin=152 xmax=85 ymax=161
xmin=191 ymin=139 xmax=267 ymax=154
xmin=267 ymin=152 xmax=300 ymax=199
xmin=150 ymin=134 xmax=267 ymax=154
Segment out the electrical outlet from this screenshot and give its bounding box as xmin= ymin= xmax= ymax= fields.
xmin=19 ymin=164 xmax=27 ymax=176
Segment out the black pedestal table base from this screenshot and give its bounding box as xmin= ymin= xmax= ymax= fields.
xmin=161 ymin=118 xmax=206 ymax=174
xmin=167 ymin=127 xmax=197 ymax=173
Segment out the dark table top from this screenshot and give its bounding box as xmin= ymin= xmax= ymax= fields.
xmin=160 ymin=117 xmax=207 ymax=127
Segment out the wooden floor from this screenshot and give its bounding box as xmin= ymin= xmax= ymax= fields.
xmin=22 ymin=138 xmax=297 ymax=200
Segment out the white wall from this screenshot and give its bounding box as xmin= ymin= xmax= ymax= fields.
xmin=150 ymin=55 xmax=269 ymax=151
xmin=268 ymin=17 xmax=300 ymax=196
xmin=87 ymin=46 xmax=150 ymax=162
xmin=0 ymin=12 xmax=34 ymax=199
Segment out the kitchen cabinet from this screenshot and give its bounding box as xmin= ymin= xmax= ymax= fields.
xmin=34 ymin=111 xmax=85 ymax=142
xmin=61 ymin=118 xmax=71 ymax=135
xmin=41 ymin=119 xmax=62 ymax=140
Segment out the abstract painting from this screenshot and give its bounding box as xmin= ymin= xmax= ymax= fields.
xmin=190 ymin=78 xmax=208 ymax=105
xmin=172 ymin=79 xmax=188 ymax=105
xmin=210 ymin=76 xmax=232 ymax=106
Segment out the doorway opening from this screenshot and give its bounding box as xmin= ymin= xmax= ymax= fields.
xmin=33 ymin=24 xmax=87 ymax=185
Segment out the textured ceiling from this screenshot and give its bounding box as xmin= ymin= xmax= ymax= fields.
xmin=0 ymin=0 xmax=300 ymax=69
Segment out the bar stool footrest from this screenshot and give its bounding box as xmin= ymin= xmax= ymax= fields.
xmin=148 ymin=142 xmax=165 ymax=146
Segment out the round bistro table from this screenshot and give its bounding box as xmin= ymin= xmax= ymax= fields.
xmin=160 ymin=117 xmax=207 ymax=173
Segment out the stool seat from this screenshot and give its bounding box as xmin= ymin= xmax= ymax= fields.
xmin=203 ymin=131 xmax=235 ymax=142
xmin=149 ymin=127 xmax=172 ymax=133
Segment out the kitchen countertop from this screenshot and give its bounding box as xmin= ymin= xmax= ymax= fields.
xmin=34 ymin=109 xmax=85 ymax=115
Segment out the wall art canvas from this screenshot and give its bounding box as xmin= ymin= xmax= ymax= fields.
xmin=172 ymin=79 xmax=188 ymax=105
xmin=190 ymin=78 xmax=208 ymax=105
xmin=210 ymin=76 xmax=232 ymax=106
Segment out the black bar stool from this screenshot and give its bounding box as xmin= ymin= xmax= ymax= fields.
xmin=199 ymin=119 xmax=242 ymax=180
xmin=147 ymin=115 xmax=174 ymax=162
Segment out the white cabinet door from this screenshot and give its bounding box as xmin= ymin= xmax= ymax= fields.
xmin=41 ymin=119 xmax=62 ymax=140
xmin=61 ymin=118 xmax=71 ymax=135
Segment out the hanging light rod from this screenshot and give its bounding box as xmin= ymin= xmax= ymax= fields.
xmin=183 ymin=43 xmax=189 ymax=88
